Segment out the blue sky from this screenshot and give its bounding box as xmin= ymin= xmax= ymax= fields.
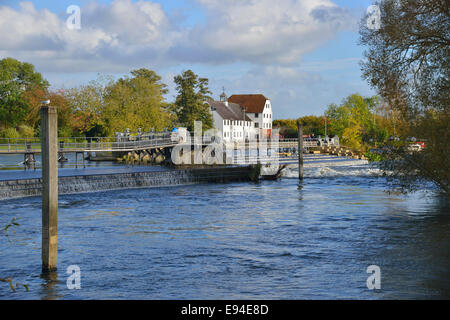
xmin=0 ymin=0 xmax=376 ymax=119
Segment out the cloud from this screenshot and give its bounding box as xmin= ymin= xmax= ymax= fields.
xmin=0 ymin=0 xmax=371 ymax=118
xmin=0 ymin=0 xmax=179 ymax=72
xmin=172 ymin=0 xmax=355 ymax=64
xmin=206 ymin=65 xmax=325 ymax=117
xmin=0 ymin=0 xmax=357 ymax=72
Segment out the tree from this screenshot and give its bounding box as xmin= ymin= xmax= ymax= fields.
xmin=103 ymin=69 xmax=172 ymax=135
xmin=325 ymin=94 xmax=383 ymax=151
xmin=274 ymin=117 xmax=327 ymax=138
xmin=298 ymin=116 xmax=326 ymax=137
xmin=173 ymin=70 xmax=213 ymax=132
xmin=360 ymin=0 xmax=449 ymax=195
xmin=65 ymin=77 xmax=109 ymax=136
xmin=273 ymin=119 xmax=298 ymax=138
xmin=0 ymin=58 xmax=49 ymax=129
xmin=48 ymin=90 xmax=75 ymax=137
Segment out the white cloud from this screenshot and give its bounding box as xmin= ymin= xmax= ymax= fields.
xmin=173 ymin=0 xmax=355 ymax=64
xmin=0 ymin=0 xmax=370 ymax=118
xmin=0 ymin=0 xmax=356 ymax=72
xmin=0 ymin=0 xmax=178 ymax=72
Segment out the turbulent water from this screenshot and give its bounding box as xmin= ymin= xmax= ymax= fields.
xmin=0 ymin=160 xmax=449 ymax=300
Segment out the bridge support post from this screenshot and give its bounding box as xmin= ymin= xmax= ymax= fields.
xmin=41 ymin=105 xmax=58 ymax=272
xmin=297 ymin=120 xmax=304 ymax=180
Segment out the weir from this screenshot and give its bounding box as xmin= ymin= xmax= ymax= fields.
xmin=0 ymin=166 xmax=256 ymax=201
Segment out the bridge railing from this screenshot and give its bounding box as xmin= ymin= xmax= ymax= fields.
xmin=0 ymin=133 xmax=175 ymax=153
xmin=0 ymin=138 xmax=41 ymax=153
xmin=58 ymin=135 xmax=174 ymax=151
xmin=0 ymin=134 xmax=338 ymax=153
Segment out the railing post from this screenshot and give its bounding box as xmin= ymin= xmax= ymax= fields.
xmin=41 ymin=104 xmax=58 ymax=273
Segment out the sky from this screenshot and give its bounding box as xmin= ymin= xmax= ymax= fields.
xmin=0 ymin=0 xmax=376 ymax=119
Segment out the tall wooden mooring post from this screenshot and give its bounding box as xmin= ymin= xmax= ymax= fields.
xmin=41 ymin=104 xmax=58 ymax=272
xmin=297 ymin=120 xmax=304 ymax=180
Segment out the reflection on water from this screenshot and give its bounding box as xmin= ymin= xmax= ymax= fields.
xmin=0 ymin=164 xmax=448 ymax=299
xmin=39 ymin=271 xmax=64 ymax=300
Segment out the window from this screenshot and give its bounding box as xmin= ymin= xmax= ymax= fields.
xmin=255 ymin=123 xmax=259 ymax=128
xmin=255 ymin=113 xmax=259 ymax=118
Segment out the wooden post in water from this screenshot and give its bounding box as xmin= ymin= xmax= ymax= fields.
xmin=41 ymin=104 xmax=58 ymax=272
xmin=297 ymin=120 xmax=304 ymax=180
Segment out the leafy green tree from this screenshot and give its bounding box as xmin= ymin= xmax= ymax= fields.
xmin=273 ymin=119 xmax=298 ymax=137
xmin=274 ymin=117 xmax=327 ymax=138
xmin=0 ymin=58 xmax=49 ymax=129
xmin=298 ymin=115 xmax=326 ymax=137
xmin=103 ymin=69 xmax=173 ymax=134
xmin=360 ymin=0 xmax=449 ymax=195
xmin=325 ymin=94 xmax=381 ymax=150
xmin=173 ymin=70 xmax=213 ymax=132
xmin=65 ymin=76 xmax=111 ymax=136
xmin=65 ymin=70 xmax=172 ymax=137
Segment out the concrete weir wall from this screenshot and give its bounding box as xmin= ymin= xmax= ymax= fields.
xmin=0 ymin=166 xmax=254 ymax=200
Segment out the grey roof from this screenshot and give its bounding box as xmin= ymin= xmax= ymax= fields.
xmin=208 ymin=101 xmax=252 ymax=121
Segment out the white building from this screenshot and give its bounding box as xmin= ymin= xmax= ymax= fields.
xmin=228 ymin=94 xmax=273 ymax=139
xmin=207 ymin=92 xmax=273 ymax=142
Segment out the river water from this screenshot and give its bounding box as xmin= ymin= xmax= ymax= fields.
xmin=0 ymin=161 xmax=449 ymax=299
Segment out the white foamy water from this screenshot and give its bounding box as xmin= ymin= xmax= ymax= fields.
xmin=282 ymin=161 xmax=382 ymax=178
xmin=235 ymin=154 xmax=380 ymax=178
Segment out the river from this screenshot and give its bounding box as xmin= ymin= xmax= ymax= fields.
xmin=0 ymin=161 xmax=448 ymax=299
